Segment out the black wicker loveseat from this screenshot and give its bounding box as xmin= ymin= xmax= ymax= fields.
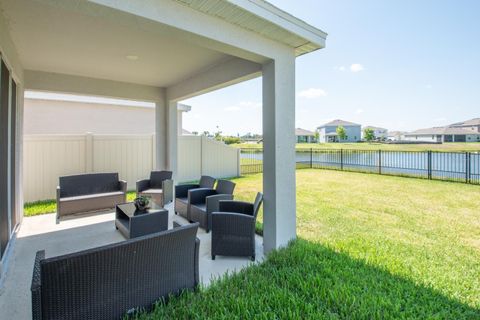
xmin=56 ymin=172 xmax=126 ymax=223
xmin=31 ymin=223 xmax=200 ymax=320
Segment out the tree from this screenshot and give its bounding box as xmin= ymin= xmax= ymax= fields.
xmin=314 ymin=130 xmax=320 ymax=143
xmin=214 ymin=126 xmax=222 ymax=141
xmin=336 ymin=126 xmax=347 ymax=141
xmin=363 ymin=128 xmax=375 ymax=142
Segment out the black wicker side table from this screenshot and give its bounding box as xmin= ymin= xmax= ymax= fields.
xmin=115 ymin=202 xmax=168 ymax=239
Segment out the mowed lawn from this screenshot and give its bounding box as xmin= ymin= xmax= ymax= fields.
xmin=138 ymin=169 xmax=480 ymax=319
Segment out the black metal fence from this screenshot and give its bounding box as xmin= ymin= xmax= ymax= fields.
xmin=240 ymin=148 xmax=480 ymax=185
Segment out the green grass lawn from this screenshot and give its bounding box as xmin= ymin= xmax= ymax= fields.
xmin=234 ymin=142 xmax=480 ymax=152
xmin=23 ymin=170 xmax=480 ymax=318
xmin=136 ymin=169 xmax=479 ymax=319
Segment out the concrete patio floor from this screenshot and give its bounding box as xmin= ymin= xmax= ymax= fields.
xmin=0 ymin=203 xmax=264 ymax=320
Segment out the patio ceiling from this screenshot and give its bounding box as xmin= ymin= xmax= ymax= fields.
xmin=0 ymin=0 xmax=237 ymax=87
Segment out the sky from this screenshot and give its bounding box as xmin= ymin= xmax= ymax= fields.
xmin=182 ymin=0 xmax=480 ymax=136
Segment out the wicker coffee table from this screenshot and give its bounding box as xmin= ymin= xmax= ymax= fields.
xmin=115 ymin=202 xmax=168 ymax=239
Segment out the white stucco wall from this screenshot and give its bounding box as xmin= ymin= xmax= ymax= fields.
xmin=24 ymin=98 xmax=155 ymax=135
xmin=24 ymin=98 xmax=194 ymax=136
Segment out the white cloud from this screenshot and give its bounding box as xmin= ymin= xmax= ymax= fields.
xmin=224 ymin=106 xmax=241 ymax=112
xmin=356 ymin=108 xmax=365 ymax=114
xmin=425 ymin=84 xmax=433 ymax=89
xmin=298 ymin=88 xmax=328 ymax=99
xmin=350 ymin=64 xmax=365 ymax=72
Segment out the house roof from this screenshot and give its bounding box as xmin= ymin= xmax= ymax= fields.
xmin=363 ymin=126 xmax=387 ymax=131
xmin=388 ymin=131 xmax=406 ymax=136
xmin=177 ymin=0 xmax=328 ymax=56
xmin=405 ymin=127 xmax=477 ymax=136
xmin=295 ymin=128 xmax=315 ymax=136
xmin=449 ymin=118 xmax=480 ymax=127
xmin=318 ymin=119 xmax=361 ymax=128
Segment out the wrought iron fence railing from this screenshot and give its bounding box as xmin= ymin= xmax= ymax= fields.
xmin=240 ymin=148 xmax=480 ymax=185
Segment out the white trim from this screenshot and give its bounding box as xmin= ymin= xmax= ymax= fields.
xmin=24 ymin=91 xmax=155 ymax=108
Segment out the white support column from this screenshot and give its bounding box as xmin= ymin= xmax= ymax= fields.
xmin=262 ymin=55 xmax=296 ymax=253
xmin=155 ymin=100 xmax=167 ymax=170
xmin=167 ymin=101 xmax=178 ymax=179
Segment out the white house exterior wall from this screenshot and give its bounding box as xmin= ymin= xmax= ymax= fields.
xmin=319 ymin=125 xmax=361 ymax=143
xmin=404 ymin=134 xmax=480 ymax=142
xmin=404 ymin=134 xmax=438 ymax=142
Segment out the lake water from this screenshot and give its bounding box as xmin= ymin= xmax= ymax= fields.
xmin=241 ymin=149 xmax=480 ymax=184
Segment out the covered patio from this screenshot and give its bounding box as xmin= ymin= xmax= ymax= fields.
xmin=0 ymin=204 xmax=264 ymax=319
xmin=0 ymin=0 xmax=326 ymax=318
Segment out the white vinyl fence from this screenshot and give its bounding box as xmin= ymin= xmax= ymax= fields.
xmin=23 ymin=134 xmax=240 ymax=202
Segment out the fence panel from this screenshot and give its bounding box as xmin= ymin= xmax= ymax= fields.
xmin=24 ymin=135 xmax=86 ymax=202
xmin=431 ymin=152 xmax=467 ymax=182
xmin=23 ymin=134 xmax=240 ymax=202
xmin=240 ymin=148 xmax=263 ymax=174
xmin=381 ymin=151 xmax=428 ymax=178
xmin=470 ymin=153 xmax=480 ymax=184
xmin=201 ymin=136 xmax=240 ymax=178
xmin=177 ymin=136 xmax=202 ymax=182
xmin=92 ymin=135 xmax=154 ymax=191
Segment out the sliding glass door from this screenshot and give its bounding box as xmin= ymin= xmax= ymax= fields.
xmin=0 ymin=58 xmax=9 ymax=258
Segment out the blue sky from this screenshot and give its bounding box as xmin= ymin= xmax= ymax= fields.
xmin=183 ymin=0 xmax=480 ymax=136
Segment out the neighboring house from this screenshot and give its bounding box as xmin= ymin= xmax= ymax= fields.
xmin=362 ymin=126 xmax=388 ymax=140
xmin=449 ymin=118 xmax=480 ymax=133
xmin=387 ymin=131 xmax=406 ymax=141
xmin=317 ymin=120 xmax=361 ymax=143
xmin=295 ymin=128 xmax=316 ymax=143
xmin=24 ymin=94 xmax=192 ymax=135
xmin=404 ymin=118 xmax=480 ymax=143
xmin=404 ymin=127 xmax=480 ymax=143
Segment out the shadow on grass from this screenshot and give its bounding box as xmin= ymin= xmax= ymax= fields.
xmin=137 ymin=239 xmax=479 ymax=319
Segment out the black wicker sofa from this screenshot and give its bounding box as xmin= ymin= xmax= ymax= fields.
xmin=56 ymin=172 xmax=127 ymax=223
xmin=31 ymin=223 xmax=200 ymax=320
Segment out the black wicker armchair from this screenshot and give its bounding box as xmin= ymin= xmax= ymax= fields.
xmin=211 ymin=192 xmax=263 ymax=261
xmin=31 ymin=223 xmax=200 ymax=320
xmin=189 ymin=180 xmax=236 ymax=232
xmin=136 ymin=170 xmax=173 ymax=207
xmin=175 ymin=176 xmax=216 ymax=220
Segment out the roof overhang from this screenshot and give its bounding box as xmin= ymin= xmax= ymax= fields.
xmin=174 ymin=0 xmax=327 ymax=56
xmin=0 ymin=0 xmax=327 ymax=99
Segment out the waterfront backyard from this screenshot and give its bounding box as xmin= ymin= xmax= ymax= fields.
xmin=24 ymin=169 xmax=480 ymax=318
xmin=142 ymin=169 xmax=480 ymax=318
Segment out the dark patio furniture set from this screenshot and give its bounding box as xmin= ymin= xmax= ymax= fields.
xmin=32 ymin=172 xmax=262 ymax=319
